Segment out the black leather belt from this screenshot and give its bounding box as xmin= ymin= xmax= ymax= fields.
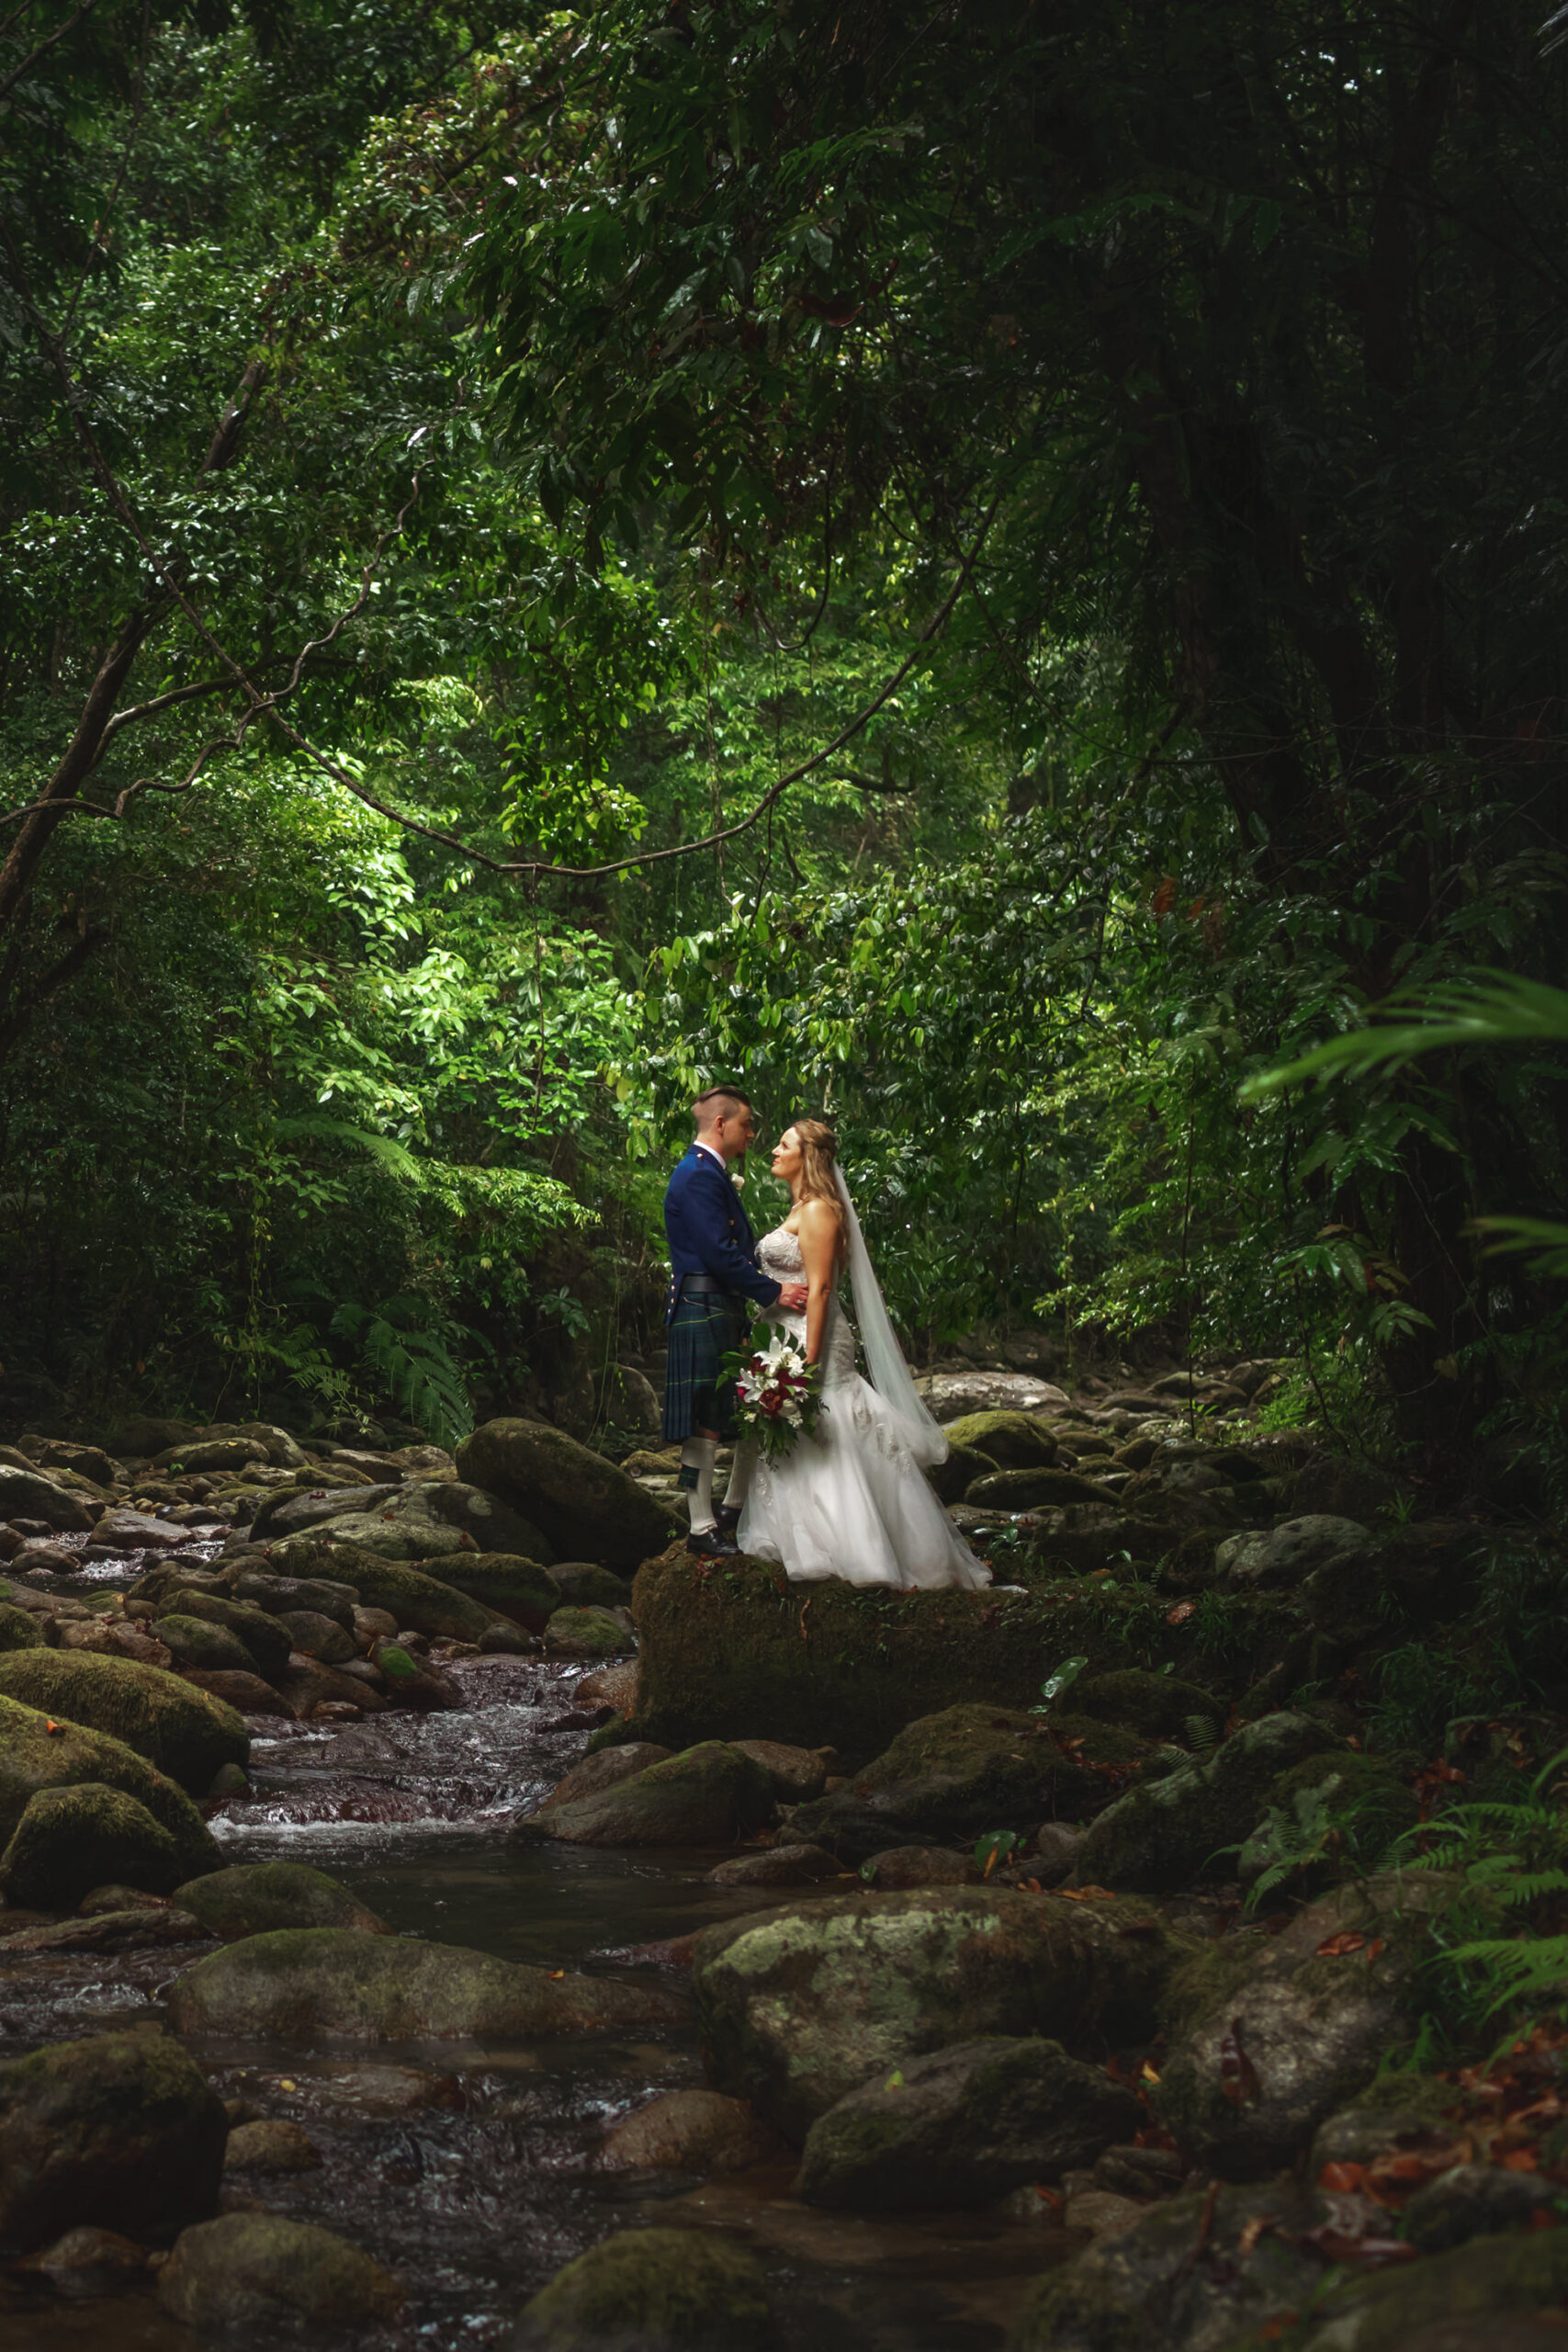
xmin=678 ymin=1275 xmax=739 ymax=1299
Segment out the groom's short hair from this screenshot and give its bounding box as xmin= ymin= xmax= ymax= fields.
xmin=691 ymin=1085 xmax=752 ymax=1130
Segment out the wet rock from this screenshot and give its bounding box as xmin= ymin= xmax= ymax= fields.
xmin=91 ymin=1506 xmax=191 ymax=1551
xmin=230 ymin=1568 xmax=358 ymax=1627
xmin=919 ymin=1373 xmax=1069 ymax=1419
xmin=79 ymin=1881 xmax=172 ymax=1914
xmin=159 ymin=1438 xmax=269 ymax=1475
xmin=262 ymin=1542 xmax=507 ymax=1642
xmin=276 ymin=1609 xmax=356 ymax=1663
xmin=420 ymin=1551 xmax=562 ymax=1628
xmin=479 ymin=1621 xmax=534 ymax=1655
xmin=169 ymin=1928 xmax=687 ymax=2041
xmin=0 ymin=1692 xmax=221 ymax=1872
xmin=795 ymin=2035 xmax=1142 ymax=2209
xmin=185 ymin=1667 xmax=297 ymax=1716
xmin=456 ymin=1418 xmax=673 ymax=1572
xmin=0 ymin=1600 xmax=51 ymax=1650
xmin=155 ymin=1611 xmax=258 ymax=1676
xmin=1071 ymin=1668 xmax=1222 ymax=1743
xmin=545 ymin=1604 xmax=631 ymax=1657
xmin=1404 ymin=2163 xmax=1558 ymax=2255
xmin=18 ymin=1438 xmax=120 ymax=1485
xmin=0 ymin=1464 xmax=93 ymax=1532
xmin=367 ymin=1638 xmax=460 ymax=1709
xmin=728 ymin=1739 xmax=829 ymax=1802
xmin=1069 ymin=1712 xmax=1341 ymax=1893
xmin=1063 ymin=2188 xmax=1146 ymax=2236
xmin=516 ymin=1741 xmax=774 ymax=1848
xmin=248 ymin=1481 xmax=401 ymax=1544
xmin=223 ymin=2119 xmax=322 ymax=2176
xmin=789 ymin=1702 xmax=1147 ymax=1863
xmin=969 ymin=1465 xmax=1114 ymax=1509
xmin=173 ymin=1860 xmax=389 ymax=1940
xmin=1215 ymin=1512 xmax=1373 ymax=1594
xmin=692 ymin=1886 xmax=1181 ymax=2138
xmin=151 ymin=1589 xmax=292 ymax=1679
xmin=0 ymin=1782 xmax=185 ymax=1907
xmin=1010 ymin=2177 xmax=1325 ymax=2350
xmin=924 ymin=1442 xmax=1000 ymax=1504
xmin=598 ymin=2088 xmax=783 ymax=2174
xmin=158 ymin=2211 xmax=403 ymax=2332
xmin=706 ymin=1844 xmax=843 ymax=1887
xmin=275 ymin=1655 xmax=389 ymax=1717
xmin=534 ymin=1744 xmax=674 ymax=1815
xmin=1282 ymin=2222 xmax=1568 ymax=2351
xmin=17 ymin=2223 xmax=149 ymax=2296
xmin=515 ymin=2226 xmax=778 ymax=2351
xmin=860 ymin=1845 xmax=979 ymax=1889
xmin=942 ymin=1411 xmax=1060 ymax=1468
xmin=0 ymin=2031 xmax=225 ymax=2254
xmin=0 ymin=1905 xmax=207 ymax=1956
xmin=307 ymin=1477 xmax=554 ymax=1566
xmin=577 ymin=1661 xmax=640 ymax=1714
xmin=0 ymin=1647 xmax=247 ymax=1792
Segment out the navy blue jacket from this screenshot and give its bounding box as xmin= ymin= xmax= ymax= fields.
xmin=663 ymin=1147 xmax=783 ymax=1322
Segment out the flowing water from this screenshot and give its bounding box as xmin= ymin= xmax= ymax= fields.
xmin=0 ymin=1619 xmax=1077 ymax=2351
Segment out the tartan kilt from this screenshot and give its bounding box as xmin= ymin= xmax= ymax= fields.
xmin=663 ymin=1291 xmax=747 ymax=1442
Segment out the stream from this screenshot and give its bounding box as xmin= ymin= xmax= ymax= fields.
xmin=0 ymin=1623 xmax=1076 ymax=2352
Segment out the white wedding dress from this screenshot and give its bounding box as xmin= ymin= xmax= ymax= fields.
xmin=736 ymin=1221 xmax=990 ymax=1591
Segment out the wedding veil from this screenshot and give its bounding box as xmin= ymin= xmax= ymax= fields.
xmin=832 ymin=1168 xmax=949 ymax=1467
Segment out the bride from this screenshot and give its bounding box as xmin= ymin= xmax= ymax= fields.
xmin=731 ymin=1119 xmax=990 ymax=1591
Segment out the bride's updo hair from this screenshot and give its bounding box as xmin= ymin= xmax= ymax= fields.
xmin=791 ymin=1118 xmax=847 ymax=1255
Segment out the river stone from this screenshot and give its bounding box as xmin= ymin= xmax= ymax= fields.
xmin=598 ymin=2088 xmax=783 ymax=2173
xmin=692 ymin=1886 xmax=1181 ymax=2138
xmin=0 ymin=1783 xmax=185 ymax=1907
xmin=516 ymin=2226 xmax=779 ymax=2351
xmin=223 ymin=2119 xmax=322 ymax=2176
xmin=168 ymin=1928 xmax=687 ymax=2041
xmin=548 ymin=1561 xmax=636 ymax=1611
xmin=1071 ymin=1668 xmax=1219 ymax=1742
xmin=860 ymin=1846 xmax=979 ymax=1889
xmin=0 ymin=2031 xmax=226 ymax=2254
xmin=306 ymin=1477 xmax=553 ymax=1566
xmin=1278 ymin=2222 xmax=1568 ymax=2352
xmin=151 ymin=1589 xmax=292 ymax=1679
xmin=795 ymin=2035 xmax=1142 ymax=2208
xmin=157 ymin=2212 xmax=403 ymax=2332
xmin=157 ymin=1438 xmax=268 ymax=1475
xmin=173 ymin=1861 xmax=389 ymax=1939
xmin=186 ymin=1668 xmax=296 ymax=1716
xmin=257 ymin=1541 xmax=506 ymax=1642
xmin=940 ymin=1411 xmax=1059 ymax=1469
xmin=276 ymin=1610 xmax=356 ymax=1663
xmin=19 ymin=1438 xmax=120 ymax=1485
xmin=0 ymin=1648 xmax=247 ymax=1792
xmin=706 ymin=1844 xmax=844 ymax=1887
xmin=247 ymin=1482 xmax=400 ymax=1544
xmin=417 ymin=1551 xmax=561 ymax=1628
xmin=786 ymin=1703 xmax=1146 ymax=1862
xmin=456 ymin=1418 xmax=672 ymax=1571
xmin=544 ymin=1604 xmax=630 ymax=1657
xmin=0 ymin=1602 xmax=51 ymax=1651
xmin=513 ymin=1741 xmax=774 ymax=1849
xmin=730 ymin=1739 xmax=828 ymax=1802
xmin=18 ymin=2222 xmax=149 ymax=2293
xmin=154 ymin=1612 xmax=257 ymax=1676
xmin=924 ymin=1442 xmax=999 ymax=1504
xmin=229 ymin=1569 xmax=358 ymax=1628
xmin=1214 ymin=1512 xmax=1372 ymax=1593
xmin=1069 ymin=1712 xmax=1343 ymax=1893
xmin=1404 ymin=2163 xmax=1558 ymax=2255
xmin=0 ymin=1464 xmax=92 ymax=1532
xmin=918 ymin=1373 xmax=1069 ymax=1420
xmin=91 ymin=1507 xmax=192 ymax=1552
xmin=0 ymin=1693 xmax=221 ymax=1873
xmin=534 ymin=1744 xmax=674 ymax=1815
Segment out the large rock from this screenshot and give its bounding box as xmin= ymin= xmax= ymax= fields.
xmin=599 ymin=2088 xmax=782 ymax=2174
xmin=969 ymin=1465 xmax=1114 ymax=1509
xmin=456 ymin=1418 xmax=671 ymax=1571
xmin=0 ymin=1783 xmax=184 ymax=1908
xmin=1072 ymin=1668 xmax=1220 ymax=1742
xmin=692 ymin=1887 xmax=1181 ymax=2138
xmin=168 ymin=1928 xmax=686 ymax=2041
xmin=516 ymin=2227 xmax=778 ymax=2352
xmin=247 ymin=1481 xmax=400 ymax=1544
xmin=786 ymin=1703 xmax=1145 ymax=1862
xmin=917 ymin=1373 xmax=1069 ymax=1419
xmin=0 ymin=2032 xmax=226 ymax=2254
xmin=173 ymin=1861 xmax=389 ymax=1940
xmin=923 ymin=1442 xmax=999 ymax=1504
xmin=157 ymin=1437 xmax=267 ymax=1475
xmin=150 ymin=1589 xmax=292 ymax=1679
xmin=0 ymin=1693 xmax=221 ymax=1874
xmin=257 ymin=1541 xmax=508 ymax=1641
xmin=299 ymin=1477 xmax=554 ymax=1566
xmin=17 ymin=1436 xmax=120 ymax=1484
xmin=533 ymin=1744 xmax=673 ymax=1815
xmin=90 ymin=1507 xmax=192 ymax=1552
xmin=1214 ymin=1513 xmax=1373 ymax=1593
xmin=0 ymin=1649 xmax=246 ymax=1792
xmin=941 ymin=1411 xmax=1059 ymax=1468
xmin=229 ymin=1568 xmax=358 ymax=1628
xmin=158 ymin=2213 xmax=403 ymax=2332
xmin=1069 ymin=1713 xmax=1342 ymax=1893
xmin=795 ymin=2035 xmax=1141 ymax=2208
xmin=513 ymin=1741 xmax=774 ymax=1848
xmin=0 ymin=1600 xmax=51 ymax=1651
xmin=155 ymin=1611 xmax=257 ymax=1676
xmin=415 ymin=1551 xmax=560 ymax=1630
xmin=1279 ymin=2223 xmax=1568 ymax=2352
xmin=0 ymin=1464 xmax=92 ymax=1532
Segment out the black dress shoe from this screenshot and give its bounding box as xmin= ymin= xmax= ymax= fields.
xmin=685 ymin=1526 xmax=740 ymax=1559
xmin=715 ymin=1502 xmax=742 ymax=1533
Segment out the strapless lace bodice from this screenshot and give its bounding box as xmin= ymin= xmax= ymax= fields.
xmin=757 ymin=1227 xmax=857 ymax=1385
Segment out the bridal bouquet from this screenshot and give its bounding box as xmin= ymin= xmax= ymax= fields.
xmin=723 ymin=1325 xmax=826 ymax=1461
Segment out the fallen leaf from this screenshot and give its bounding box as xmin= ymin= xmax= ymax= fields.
xmin=1056 ymin=1884 xmax=1117 ymax=1902
xmin=1317 ymin=2161 xmax=1368 ymax=2193
xmin=1500 ymin=2146 xmax=1540 ymax=2172
xmin=1141 ymin=2061 xmax=1162 ymax=2086
xmin=1363 ymin=1939 xmax=1385 ymax=1963
xmin=1316 ymin=1931 xmax=1367 ymax=1957
xmin=1166 ymin=1600 xmax=1197 ymax=1626
xmin=548 ymin=1969 xmax=565 ymax=1980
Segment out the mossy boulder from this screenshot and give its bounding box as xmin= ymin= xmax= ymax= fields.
xmin=942 ymin=1411 xmax=1059 ymax=1468
xmin=544 ymin=1604 xmax=629 ymax=1657
xmin=0 ymin=1783 xmax=185 ymax=1908
xmin=276 ymin=1610 xmax=355 ymax=1663
xmin=548 ymin=1561 xmax=637 ymax=1611
xmin=0 ymin=1694 xmax=221 ymax=1875
xmin=456 ymin=1417 xmax=673 ymax=1571
xmin=150 ymin=1589 xmax=292 ymax=1679
xmin=923 ymin=1442 xmax=998 ymax=1505
xmin=0 ymin=1649 xmax=246 ymax=1793
xmin=1214 ymin=1513 xmax=1373 ymax=1594
xmin=786 ymin=1702 xmax=1147 ymax=1862
xmin=154 ymin=1612 xmax=256 ymax=1676
xmin=516 ymin=2227 xmax=778 ymax=2352
xmin=691 ymin=1886 xmax=1185 ymax=2139
xmin=158 ymin=2214 xmax=403 ymax=2333
xmin=598 ymin=2087 xmax=783 ymax=2173
xmin=968 ymin=1465 xmax=1116 ymax=1510
xmin=1236 ymin=1751 xmax=1420 ymax=1894
xmin=626 ymin=1545 xmax=1195 ymax=1760
xmin=1264 ymin=2221 xmax=1568 ymax=2352
xmin=168 ymin=1928 xmax=687 ymax=2042
xmin=173 ymin=1861 xmax=389 ymax=1940
xmin=1068 ymin=1712 xmax=1343 ymax=1893
xmin=228 ymin=1568 xmax=358 ymax=1628
xmin=416 ymin=1552 xmax=561 ymax=1630
xmin=1071 ymin=1668 xmax=1219 ymax=1742
xmin=257 ymin=1540 xmax=506 ymax=1642
xmin=0 ymin=1603 xmax=51 ymax=1652
xmin=513 ymin=1741 xmax=774 ymax=1848
xmin=299 ymin=1477 xmax=554 ymax=1566
xmin=0 ymin=1463 xmax=92 ymax=1532
xmin=0 ymin=2031 xmax=226 ymax=2254
xmin=795 ymin=2035 xmax=1141 ymax=2209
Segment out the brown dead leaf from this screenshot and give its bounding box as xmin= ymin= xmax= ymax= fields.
xmin=1316 ymin=1930 xmax=1367 ymax=1958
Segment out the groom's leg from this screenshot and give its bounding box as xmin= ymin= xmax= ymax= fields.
xmin=719 ymin=1439 xmax=757 ymax=1524
xmin=679 ymin=1432 xmax=719 ymax=1532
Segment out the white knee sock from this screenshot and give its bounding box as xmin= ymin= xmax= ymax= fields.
xmin=679 ymin=1435 xmax=718 ymax=1531
xmin=723 ymin=1441 xmax=757 ymax=1518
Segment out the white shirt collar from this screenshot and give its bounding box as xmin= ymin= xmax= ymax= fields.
xmin=694 ymin=1139 xmax=728 ymax=1170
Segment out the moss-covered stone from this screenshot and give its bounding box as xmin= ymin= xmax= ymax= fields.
xmin=0 ymin=2031 xmax=226 ymax=2255
xmin=1262 ymin=2222 xmax=1568 ymax=2352
xmin=922 ymin=1442 xmax=998 ymax=1505
xmin=0 ymin=1783 xmax=184 ymax=1907
xmin=786 ymin=1702 xmax=1148 ymax=1861
xmin=154 ymin=1612 xmax=256 ymax=1675
xmin=418 ymin=1551 xmax=561 ymax=1629
xmin=168 ymin=1927 xmax=686 ymax=2042
xmin=0 ymin=1463 xmax=92 ymax=1532
xmin=0 ymin=1604 xmax=50 ymax=1652
xmin=0 ymin=1649 xmax=246 ymax=1793
xmin=456 ymin=1417 xmax=673 ymax=1571
xmin=544 ymin=1604 xmax=629 ymax=1657
xmin=968 ymin=1465 xmax=1115 ymax=1509
xmin=255 ymin=1539 xmax=507 ymax=1641
xmin=299 ymin=1477 xmax=554 ymax=1566
xmin=1236 ymin=1751 xmax=1419 ymax=1893
xmin=942 ymin=1411 xmax=1059 ymax=1468
xmin=626 ymin=1545 xmax=1203 ymax=1760
xmin=172 ymin=1860 xmax=389 ymax=1939
xmin=150 ymin=1589 xmax=292 ymax=1679
xmin=513 ymin=1740 xmax=774 ymax=1848
xmin=516 ymin=2227 xmax=778 ymax=2351
xmin=157 ymin=2213 xmax=403 ymax=2331
xmin=1072 ymin=1668 xmax=1218 ymax=1742
xmin=692 ymin=1886 xmax=1186 ymax=2139
xmin=548 ymin=1561 xmax=637 ymax=1611
xmin=1068 ymin=1712 xmax=1343 ymax=1892
xmin=0 ymin=1693 xmax=220 ymax=1875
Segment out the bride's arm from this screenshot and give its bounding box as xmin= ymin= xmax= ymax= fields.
xmin=795 ymin=1199 xmax=839 ymax=1365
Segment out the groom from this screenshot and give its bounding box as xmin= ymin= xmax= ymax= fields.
xmin=663 ymin=1085 xmax=807 ymax=1557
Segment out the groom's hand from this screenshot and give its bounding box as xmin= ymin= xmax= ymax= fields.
xmin=779 ymin=1283 xmax=808 ymax=1311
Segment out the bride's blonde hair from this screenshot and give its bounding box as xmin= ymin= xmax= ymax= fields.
xmin=791 ymin=1118 xmax=847 ymax=1258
